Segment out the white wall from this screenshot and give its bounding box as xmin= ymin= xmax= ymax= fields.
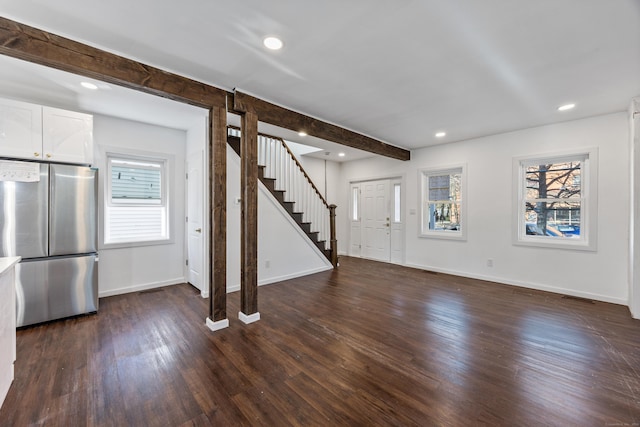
xmin=339 ymin=113 xmax=630 ymax=304
xmin=94 ymin=115 xmax=187 ymax=297
xmin=294 ymin=155 xmax=341 ymax=205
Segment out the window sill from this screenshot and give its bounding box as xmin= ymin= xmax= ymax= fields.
xmin=100 ymin=237 xmax=174 ymax=250
xmin=419 ymin=231 xmax=466 ymax=241
xmin=513 ymin=236 xmax=595 ymax=252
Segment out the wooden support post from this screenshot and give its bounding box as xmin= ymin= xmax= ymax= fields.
xmin=240 ymin=111 xmax=260 ymax=324
xmin=329 ymin=204 xmax=339 ymax=268
xmin=206 ymin=105 xmax=229 ymax=331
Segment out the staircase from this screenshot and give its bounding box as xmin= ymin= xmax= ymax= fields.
xmin=227 ymin=127 xmax=337 ymax=267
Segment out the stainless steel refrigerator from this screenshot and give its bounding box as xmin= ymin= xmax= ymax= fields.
xmin=0 ymin=160 xmax=98 ymax=327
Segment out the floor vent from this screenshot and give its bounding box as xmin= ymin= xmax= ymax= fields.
xmin=561 ymin=295 xmax=595 ymax=304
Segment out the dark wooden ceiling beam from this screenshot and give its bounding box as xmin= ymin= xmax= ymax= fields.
xmin=233 ymin=91 xmax=411 ymax=161
xmin=0 ymin=16 xmax=410 ymax=161
xmin=0 ymin=16 xmax=227 ymax=108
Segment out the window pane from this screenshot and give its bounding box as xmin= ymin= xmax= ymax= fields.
xmin=428 ymin=173 xmax=461 ymax=202
xmin=421 ymin=167 xmax=464 ymax=236
xmin=525 ymin=161 xmax=581 ymax=200
xmin=524 ymin=201 xmax=581 ymax=237
xmin=393 ymin=184 xmax=401 ymax=223
xmin=428 ymin=202 xmax=461 ymax=231
xmin=106 ymin=205 xmax=167 ymax=242
xmin=352 ymin=187 xmax=358 ymax=221
xmin=111 ymin=160 xmax=162 ymax=202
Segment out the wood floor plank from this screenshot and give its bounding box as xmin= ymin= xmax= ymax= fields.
xmin=1 ymin=256 xmax=639 ymax=426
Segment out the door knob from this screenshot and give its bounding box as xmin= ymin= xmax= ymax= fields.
xmin=195 ymin=228 xmax=202 ymax=233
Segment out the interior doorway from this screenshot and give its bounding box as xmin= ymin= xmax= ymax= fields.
xmin=349 ymin=177 xmax=403 ymax=264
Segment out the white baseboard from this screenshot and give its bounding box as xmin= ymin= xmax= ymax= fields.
xmin=258 ymin=265 xmax=333 ymax=286
xmin=225 ymin=265 xmax=333 ymax=294
xmin=403 ymin=262 xmax=627 ymax=306
xmin=206 ymin=317 xmax=229 ymax=331
xmin=99 ymin=277 xmax=185 ymax=298
xmin=239 ymin=311 xmax=260 ymax=324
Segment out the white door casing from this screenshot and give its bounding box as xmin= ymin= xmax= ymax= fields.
xmin=390 ymin=179 xmax=404 ymax=264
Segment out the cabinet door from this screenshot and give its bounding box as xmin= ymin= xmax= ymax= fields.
xmin=0 ymin=98 xmax=43 ymax=160
xmin=42 ymin=106 xmax=93 ymax=165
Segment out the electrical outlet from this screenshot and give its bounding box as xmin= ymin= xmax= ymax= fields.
xmin=486 ymin=259 xmax=493 ymax=267
xmin=265 ymin=260 xmax=270 ymax=269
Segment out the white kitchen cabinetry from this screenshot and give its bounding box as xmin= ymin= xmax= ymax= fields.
xmin=42 ymin=106 xmax=93 ymax=165
xmin=0 ymin=98 xmax=43 ymax=160
xmin=0 ymin=98 xmax=93 ymax=165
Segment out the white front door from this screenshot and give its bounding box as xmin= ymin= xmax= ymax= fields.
xmin=361 ymin=179 xmax=391 ymax=262
xmin=186 ymin=151 xmax=204 ymax=293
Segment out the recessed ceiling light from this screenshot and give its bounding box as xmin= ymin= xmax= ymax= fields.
xmin=435 ymin=132 xmax=446 ymax=138
xmin=298 ymin=131 xmax=307 ymax=137
xmin=80 ymin=82 xmax=98 ymax=90
xmin=557 ymin=103 xmax=576 ymax=111
xmin=338 ymin=152 xmax=346 ymax=157
xmin=263 ymin=36 xmax=283 ymax=50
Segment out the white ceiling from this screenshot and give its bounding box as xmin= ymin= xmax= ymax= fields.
xmin=0 ymin=1 xmax=638 ymax=158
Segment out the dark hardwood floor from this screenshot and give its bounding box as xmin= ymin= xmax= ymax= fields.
xmin=1 ymin=256 xmax=639 ymax=426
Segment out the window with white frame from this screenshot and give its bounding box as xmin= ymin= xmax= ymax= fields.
xmin=104 ymin=154 xmax=170 ymax=245
xmin=514 ymin=149 xmax=597 ymax=250
xmin=420 ymin=166 xmax=466 ymax=239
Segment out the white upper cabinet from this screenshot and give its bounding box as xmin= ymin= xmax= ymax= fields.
xmin=0 ymin=98 xmax=43 ymax=160
xmin=0 ymin=98 xmax=93 ymax=165
xmin=42 ymin=106 xmax=93 ymax=165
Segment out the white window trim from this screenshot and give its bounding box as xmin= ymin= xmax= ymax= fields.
xmin=419 ymin=164 xmax=467 ymax=241
xmin=512 ymin=148 xmax=598 ymax=251
xmin=99 ymin=147 xmax=175 ymax=249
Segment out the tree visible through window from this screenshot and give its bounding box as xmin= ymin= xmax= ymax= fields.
xmin=515 ymin=150 xmax=597 ymax=250
xmin=525 ymin=160 xmax=581 ymax=238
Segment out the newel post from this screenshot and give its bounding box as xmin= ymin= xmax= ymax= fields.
xmin=329 ymin=204 xmax=338 ymax=268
